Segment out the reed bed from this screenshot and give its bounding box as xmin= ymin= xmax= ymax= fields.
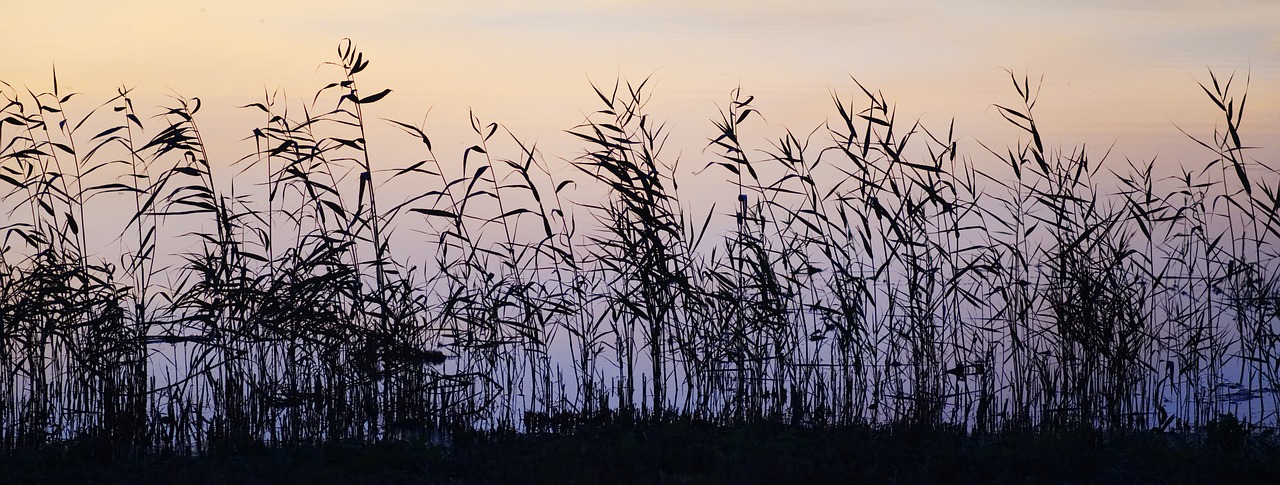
xmin=0 ymin=44 xmax=1276 ymax=454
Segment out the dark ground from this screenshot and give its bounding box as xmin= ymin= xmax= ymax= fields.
xmin=2 ymin=418 xmax=1276 ymax=484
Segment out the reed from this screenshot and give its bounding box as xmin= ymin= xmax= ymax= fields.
xmin=0 ymin=44 xmax=1276 ymax=454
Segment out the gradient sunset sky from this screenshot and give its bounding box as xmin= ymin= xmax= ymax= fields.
xmin=5 ymin=0 xmax=1277 ymax=178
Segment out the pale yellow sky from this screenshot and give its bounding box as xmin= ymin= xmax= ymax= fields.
xmin=4 ymin=0 xmax=1278 ymax=180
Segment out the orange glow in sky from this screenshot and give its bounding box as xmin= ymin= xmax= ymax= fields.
xmin=4 ymin=0 xmax=1278 ymax=178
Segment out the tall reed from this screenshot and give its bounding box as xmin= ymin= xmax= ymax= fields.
xmin=0 ymin=45 xmax=1275 ymax=452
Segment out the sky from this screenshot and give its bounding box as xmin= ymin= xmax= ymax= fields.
xmin=3 ymin=0 xmax=1279 ymax=195
xmin=4 ymin=0 xmax=1279 ymax=429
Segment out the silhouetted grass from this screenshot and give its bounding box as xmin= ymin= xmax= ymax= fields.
xmin=2 ymin=418 xmax=1277 ymax=483
xmin=1 ymin=42 xmax=1278 ymax=480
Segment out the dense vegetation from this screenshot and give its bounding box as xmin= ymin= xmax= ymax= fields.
xmin=1 ymin=41 xmax=1277 ymax=464
xmin=2 ymin=418 xmax=1278 ymax=483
